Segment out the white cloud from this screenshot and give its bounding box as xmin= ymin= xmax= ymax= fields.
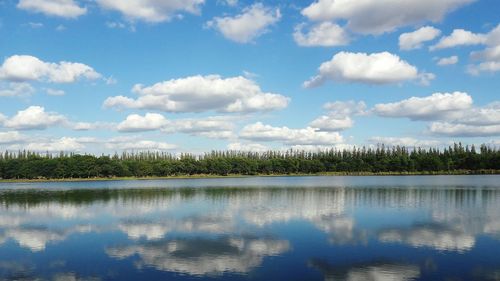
xmin=309 ymin=116 xmax=353 ymax=132
xmin=218 ymin=0 xmax=237 ymax=6
xmin=17 ymin=137 xmax=85 ymax=152
xmin=0 ymin=131 xmax=27 ymax=144
xmin=105 ymin=140 xmax=177 ymax=151
xmin=0 ymin=82 xmax=35 ymax=97
xmin=369 ymin=137 xmax=443 ymax=147
xmin=301 ymin=0 xmax=473 ymax=34
xmin=304 ymin=51 xmax=430 ymax=87
xmin=0 ymin=55 xmax=101 ymax=83
xmin=116 ymin=114 xmax=235 ymax=139
xmin=3 ymin=106 xmax=67 ymax=130
xmin=372 ymin=93 xmax=500 ymax=137
xmin=429 ymin=122 xmax=500 ymax=137
xmin=455 ymin=102 xmax=500 ymax=126
xmin=323 ymin=100 xmax=367 ymax=116
xmin=104 ymin=75 xmax=289 ymax=113
xmin=437 ymin=55 xmax=459 ymax=66
xmin=27 ymin=22 xmax=44 ymax=28
xmin=399 ymin=26 xmax=441 ymax=50
xmin=169 ymin=116 xmax=235 ymax=139
xmin=293 ymin=22 xmax=350 ymax=47
xmin=240 ymin=122 xmax=343 ymax=145
xmin=70 ymin=121 xmax=113 ymax=131
xmin=227 ymin=142 xmax=269 ymax=152
xmin=96 ymin=0 xmax=204 ymax=23
xmin=468 ymin=49 xmax=500 ymax=74
xmin=427 ymin=24 xmax=500 ymax=73
xmin=430 ymin=29 xmax=487 ymax=50
xmin=206 ymin=4 xmax=281 ymax=43
xmin=117 ymin=113 xmax=169 ymax=132
xmin=373 ymin=92 xmax=473 ymax=120
xmin=45 ymin=88 xmax=65 ymax=96
xmin=309 ymin=101 xmax=366 ymax=132
xmin=17 ymin=0 xmax=87 ymax=18
xmin=106 ymin=21 xmax=126 ymax=29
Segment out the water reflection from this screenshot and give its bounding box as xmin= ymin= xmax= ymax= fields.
xmin=309 ymin=259 xmax=421 ymax=281
xmin=107 ymin=236 xmax=290 ymax=276
xmin=378 ymin=223 xmax=476 ymax=252
xmin=0 ymin=177 xmax=499 ymax=280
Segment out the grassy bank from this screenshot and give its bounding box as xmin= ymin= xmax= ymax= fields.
xmin=1 ymin=170 xmax=499 ymax=183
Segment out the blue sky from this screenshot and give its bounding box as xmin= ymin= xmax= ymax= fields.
xmin=0 ymin=0 xmax=499 ymax=154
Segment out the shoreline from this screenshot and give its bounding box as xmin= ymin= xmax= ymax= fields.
xmin=1 ymin=170 xmax=499 ymax=183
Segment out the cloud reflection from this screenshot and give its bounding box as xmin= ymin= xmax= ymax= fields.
xmin=309 ymin=259 xmax=420 ymax=281
xmin=106 ymin=236 xmax=290 ymax=275
xmin=378 ymin=223 xmax=475 ymax=252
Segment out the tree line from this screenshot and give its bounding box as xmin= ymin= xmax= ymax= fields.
xmin=0 ymin=143 xmax=499 ymax=179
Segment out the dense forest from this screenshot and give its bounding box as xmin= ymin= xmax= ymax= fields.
xmin=0 ymin=143 xmax=499 ymax=179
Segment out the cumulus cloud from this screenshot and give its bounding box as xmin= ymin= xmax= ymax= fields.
xmin=70 ymin=121 xmax=113 ymax=131
xmin=293 ymin=22 xmax=350 ymax=47
xmin=369 ymin=137 xmax=443 ymax=147
xmin=168 ymin=116 xmax=235 ymax=139
xmin=206 ymin=4 xmax=281 ymax=43
xmin=309 ymin=116 xmax=353 ymax=132
xmin=437 ymin=55 xmax=459 ymax=66
xmin=0 ymin=82 xmax=35 ymax=97
xmin=430 ymin=29 xmax=487 ymax=50
xmin=0 ymin=55 xmax=101 ymax=83
xmin=45 ymin=88 xmax=66 ymax=96
xmin=429 ymin=122 xmax=500 ymax=137
xmin=23 ymin=137 xmax=85 ymax=152
xmin=399 ymin=26 xmax=441 ymax=50
xmin=469 ymin=45 xmax=500 ymax=74
xmin=373 ymin=93 xmax=500 ymax=137
xmin=304 ymin=51 xmax=431 ymax=87
xmin=96 ymin=0 xmax=204 ymax=23
xmin=0 ymin=131 xmax=27 ymax=144
xmin=5 ymin=137 xmax=93 ymax=152
xmin=301 ymin=0 xmax=473 ymax=35
xmin=453 ymin=102 xmax=500 ymax=126
xmin=428 ymin=24 xmax=500 ymax=74
xmin=373 ymin=92 xmax=473 ymax=121
xmin=3 ymin=106 xmax=67 ymax=130
xmin=17 ymin=0 xmax=87 ymax=18
xmin=116 ymin=114 xmax=235 ymax=139
xmin=117 ymin=113 xmax=169 ymax=132
xmin=227 ymin=142 xmax=269 ymax=152
xmin=104 ymin=75 xmax=289 ymax=113
xmin=105 ymin=140 xmax=177 ymax=151
xmin=310 ymin=101 xmax=366 ymax=131
xmin=240 ymin=122 xmax=343 ymax=145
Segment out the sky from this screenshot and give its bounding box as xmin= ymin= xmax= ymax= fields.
xmin=0 ymin=0 xmax=499 ymax=154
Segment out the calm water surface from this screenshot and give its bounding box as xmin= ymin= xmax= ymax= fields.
xmin=0 ymin=176 xmax=499 ymax=281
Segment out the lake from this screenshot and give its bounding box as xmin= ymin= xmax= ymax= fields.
xmin=0 ymin=175 xmax=499 ymax=281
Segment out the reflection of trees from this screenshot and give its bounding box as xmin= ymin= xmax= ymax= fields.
xmin=309 ymin=259 xmax=420 ymax=281
xmin=106 ymin=236 xmax=290 ymax=276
